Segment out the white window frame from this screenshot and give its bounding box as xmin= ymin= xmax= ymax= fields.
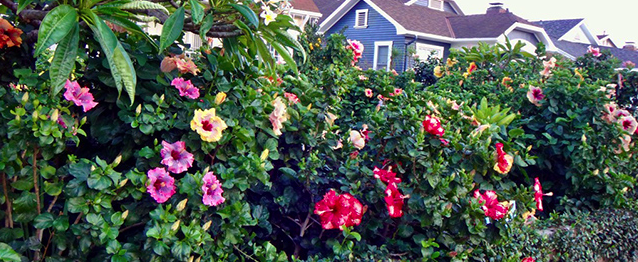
xmin=354 ymin=9 xmax=369 ymax=29
xmin=373 ymin=41 xmax=393 ymax=71
xmin=415 ymin=42 xmax=445 ymax=60
xmin=429 ymin=0 xmax=444 ymax=11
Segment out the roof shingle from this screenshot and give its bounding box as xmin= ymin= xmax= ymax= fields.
xmin=534 ymin=19 xmax=583 ymax=39
xmin=291 ymin=0 xmax=321 ymax=13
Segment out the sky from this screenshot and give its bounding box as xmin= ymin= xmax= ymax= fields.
xmin=453 ymin=0 xmax=638 ymax=45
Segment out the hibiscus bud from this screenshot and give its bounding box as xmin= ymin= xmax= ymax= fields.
xmin=135 ymin=104 xmax=142 ymax=116
xmin=171 ymin=220 xmax=181 ymax=231
xmin=260 ymin=149 xmax=269 ymax=161
xmin=195 ymin=257 xmax=201 ymax=262
xmin=159 ymin=94 xmax=165 ymax=103
xmin=81 ymin=116 xmax=87 ymax=125
xmin=119 ymin=178 xmax=128 ymax=188
xmin=581 ymin=134 xmax=587 ymax=143
xmin=176 ymin=199 xmax=188 ymax=211
xmin=21 ymin=92 xmax=29 ymax=104
xmin=122 ymin=210 xmax=129 ymax=220
xmin=593 ymin=169 xmax=599 ymax=176
xmin=215 ymin=92 xmax=227 ymax=105
xmin=202 ymin=167 xmax=210 ymax=175
xmin=188 ymin=256 xmax=194 ymax=262
xmin=202 ymin=220 xmax=212 ymax=231
xmin=32 ymin=111 xmax=39 ymax=121
xmin=90 ymin=165 xmax=96 ymax=172
xmin=51 ymin=109 xmax=59 ymax=122
xmin=112 ymin=154 xmax=122 ymax=167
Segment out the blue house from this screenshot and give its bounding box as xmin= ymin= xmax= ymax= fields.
xmin=316 ymin=0 xmax=557 ymax=72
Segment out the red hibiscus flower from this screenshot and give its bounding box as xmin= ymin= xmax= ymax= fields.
xmin=533 ymin=177 xmax=552 ymax=211
xmin=314 ymin=190 xmax=364 ymax=230
xmin=521 ymin=257 xmax=535 ymax=262
xmin=473 ymin=190 xmax=509 ymax=220
xmin=373 ymin=166 xmax=401 ymax=184
xmin=494 ymin=143 xmax=513 ymax=174
xmin=422 ymin=115 xmax=445 ymax=136
xmin=284 ymin=92 xmax=299 ymax=104
xmin=384 ymin=182 xmax=406 ymax=218
xmin=0 ymin=18 xmax=23 ymax=49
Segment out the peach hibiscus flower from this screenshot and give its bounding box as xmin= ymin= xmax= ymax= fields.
xmin=190 ymin=108 xmax=228 ymax=142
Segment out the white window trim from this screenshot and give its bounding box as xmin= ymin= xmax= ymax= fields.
xmin=429 ymin=0 xmax=444 ymax=11
xmin=373 ymin=41 xmax=393 ymax=71
xmin=415 ymin=42 xmax=445 ymax=59
xmin=354 ymin=9 xmax=368 ymax=29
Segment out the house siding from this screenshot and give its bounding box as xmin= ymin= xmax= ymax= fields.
xmin=508 ymin=29 xmax=540 ymax=45
xmin=326 ymin=0 xmax=406 ymax=71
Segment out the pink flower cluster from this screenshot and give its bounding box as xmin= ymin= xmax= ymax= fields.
xmin=63 ymin=80 xmax=98 ymax=112
xmin=146 ymin=140 xmax=225 ymax=207
xmin=346 ymin=39 xmax=364 ymax=65
xmin=171 ymin=77 xmax=200 ymax=99
xmin=587 ymin=46 xmax=601 ymax=57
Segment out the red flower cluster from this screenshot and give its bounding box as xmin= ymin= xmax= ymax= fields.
xmin=346 ymin=39 xmax=364 ymax=65
xmin=473 ymin=190 xmax=509 ymax=220
xmin=422 ymin=115 xmax=445 ymax=136
xmin=521 ymin=257 xmax=535 ymax=262
xmin=373 ymin=166 xmax=406 ymax=218
xmin=384 ymin=183 xmax=405 ymax=218
xmin=373 ymin=166 xmax=401 ymax=184
xmin=314 ymin=189 xmax=364 ymax=230
xmin=0 ymin=18 xmax=23 ymax=49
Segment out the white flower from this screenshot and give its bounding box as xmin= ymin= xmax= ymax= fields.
xmin=349 ymin=130 xmax=365 ymax=150
xmin=260 ymin=9 xmax=277 ymax=25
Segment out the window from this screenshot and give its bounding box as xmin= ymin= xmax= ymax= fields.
xmin=429 ymin=0 xmax=443 ymax=10
xmin=374 ymin=41 xmax=393 ymax=71
xmin=355 ymin=9 xmax=368 ymax=28
xmin=415 ymin=43 xmax=444 ymax=59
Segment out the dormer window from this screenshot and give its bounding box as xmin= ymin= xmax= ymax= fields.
xmin=429 ymin=0 xmax=443 ymax=10
xmin=355 ymin=9 xmax=368 ymax=28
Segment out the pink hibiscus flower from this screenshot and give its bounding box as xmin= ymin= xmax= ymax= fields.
xmin=171 ymin=77 xmax=200 ymax=99
xmin=384 ymin=182 xmax=406 ymax=218
xmin=284 ymin=92 xmax=299 ymax=104
xmin=202 ymin=171 xmax=225 ymax=206
xmin=527 ymin=85 xmax=544 ymax=107
xmin=63 ymin=80 xmax=98 ymax=112
xmin=618 ymin=116 xmax=638 ymax=134
xmin=146 ymin=168 xmax=176 ymax=204
xmin=160 ymin=141 xmax=194 ymax=174
xmin=587 ymin=46 xmax=601 ymax=57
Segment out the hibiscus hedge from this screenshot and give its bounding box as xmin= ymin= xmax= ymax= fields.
xmin=1 ymin=3 xmax=638 ymax=261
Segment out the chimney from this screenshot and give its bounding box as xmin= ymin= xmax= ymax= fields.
xmin=623 ymin=42 xmax=637 ymax=51
xmin=486 ymin=2 xmax=508 ymax=14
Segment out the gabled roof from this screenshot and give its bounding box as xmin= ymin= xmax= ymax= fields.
xmin=448 ymin=12 xmax=538 ymax=38
xmin=371 ymin=0 xmax=457 ymax=37
xmin=551 ymin=37 xmax=638 ymax=65
xmin=313 ymin=0 xmax=346 ymax=23
xmin=291 ymin=0 xmax=321 ymax=14
xmin=534 ymin=19 xmax=583 ymax=39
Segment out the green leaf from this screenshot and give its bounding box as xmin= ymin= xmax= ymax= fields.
xmin=33 ymin=213 xmax=55 ymax=229
xmin=44 ymin=181 xmax=63 ymax=196
xmin=50 ymin=23 xmax=79 ymax=95
xmin=273 ymin=29 xmax=306 ymax=62
xmin=99 ymin=14 xmax=158 ymax=51
xmin=0 ymin=243 xmax=21 ymax=262
xmin=189 ymin=0 xmax=204 ymax=24
xmin=199 ymin=14 xmax=214 ymax=39
xmin=158 ymin=6 xmax=185 ymax=54
xmin=88 ymin=12 xmax=137 ymax=103
xmin=230 ymin=4 xmax=258 ymax=28
xmin=17 ymin=0 xmax=34 ymax=14
xmin=268 ymin=40 xmax=298 ymax=74
xmin=35 ymin=5 xmax=78 ymax=56
xmin=115 ymin=0 xmax=169 ymax=14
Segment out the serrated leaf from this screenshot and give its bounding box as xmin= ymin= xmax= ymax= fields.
xmin=230 ymin=4 xmax=258 ymax=28
xmin=35 ymin=5 xmax=78 ymax=56
xmin=50 ymin=23 xmax=79 ymax=95
xmin=189 ymin=0 xmax=204 ymax=24
xmin=158 ymin=6 xmax=185 ymax=53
